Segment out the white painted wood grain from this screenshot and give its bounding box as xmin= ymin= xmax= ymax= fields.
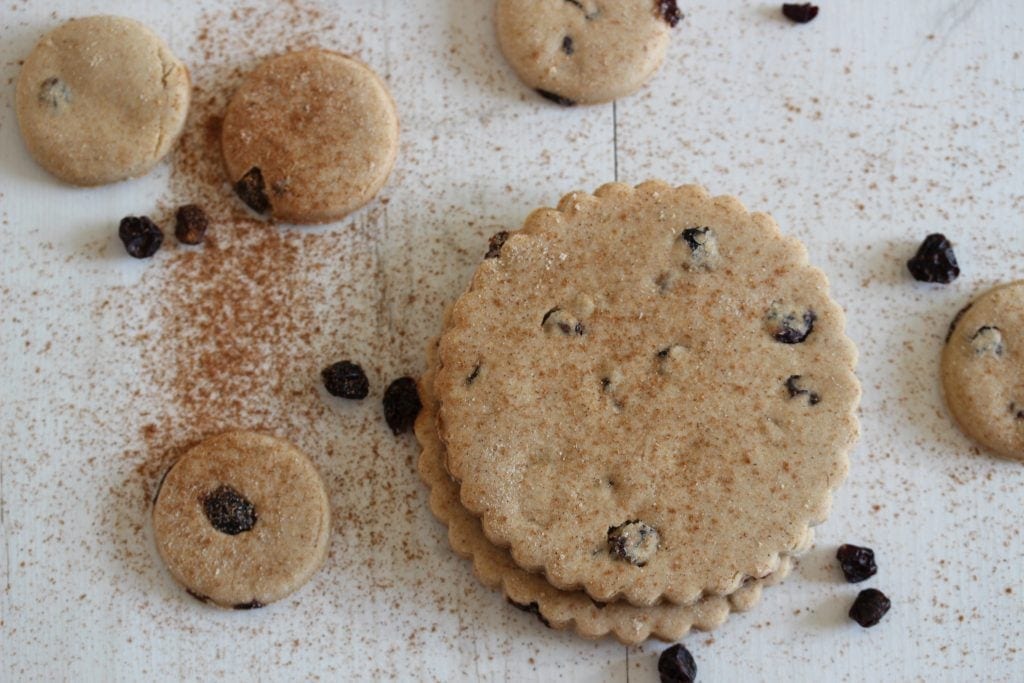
xmin=1 ymin=1 xmax=1022 ymax=681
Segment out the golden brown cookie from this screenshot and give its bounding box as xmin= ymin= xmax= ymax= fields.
xmin=434 ymin=181 xmax=860 ymax=606
xmin=417 ymin=343 xmax=799 ymax=643
xmin=15 ymin=15 xmax=190 ymax=186
xmin=221 ymin=49 xmax=399 ymax=224
xmin=941 ymin=281 xmax=1024 ymax=461
xmin=495 ymin=0 xmax=679 ymax=105
xmin=153 ymin=431 xmax=331 ymax=608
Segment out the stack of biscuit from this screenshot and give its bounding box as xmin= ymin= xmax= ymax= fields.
xmin=415 ymin=181 xmax=860 ymax=643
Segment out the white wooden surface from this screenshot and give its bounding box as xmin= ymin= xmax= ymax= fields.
xmin=2 ymin=1 xmax=1023 ymax=680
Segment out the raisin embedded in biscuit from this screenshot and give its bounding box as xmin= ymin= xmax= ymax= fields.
xmin=152 ymin=431 xmax=330 ymax=608
xmin=785 ymin=375 xmax=821 ymax=405
xmin=415 ymin=349 xmax=798 ymax=643
xmin=970 ymin=326 xmax=1003 ymax=357
xmin=542 ymin=307 xmax=585 ymax=336
xmin=38 ymin=77 xmax=72 ymax=110
xmin=496 ymin=0 xmax=675 ymax=105
xmin=433 ymin=182 xmax=859 ymax=606
xmin=677 ymin=226 xmax=720 ymax=270
xmin=766 ymin=301 xmax=816 ymax=344
xmin=202 ymin=485 xmax=257 ymax=535
xmin=234 ymin=167 xmax=271 ymax=215
xmin=485 ymin=231 xmax=510 ymax=259
xmin=221 ymin=49 xmax=399 ymax=224
xmin=608 ymin=520 xmax=660 ymax=566
xmin=15 ymin=16 xmax=190 ymax=185
xmin=941 ymin=281 xmax=1024 ymax=461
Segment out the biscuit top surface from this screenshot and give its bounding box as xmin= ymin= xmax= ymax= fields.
xmin=495 ymin=0 xmax=672 ymax=104
xmin=434 ymin=181 xmax=860 ymax=605
xmin=152 ymin=431 xmax=331 ymax=607
xmin=15 ymin=15 xmax=190 ymax=186
xmin=220 ymin=48 xmax=399 ymax=224
xmin=941 ymin=281 xmax=1024 ymax=461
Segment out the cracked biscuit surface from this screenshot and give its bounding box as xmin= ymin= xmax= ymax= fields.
xmin=434 ymin=181 xmax=860 ymax=606
xmin=16 ymin=15 xmax=190 ymax=186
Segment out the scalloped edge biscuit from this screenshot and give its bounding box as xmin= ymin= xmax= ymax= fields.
xmin=434 ymin=181 xmax=859 ymax=606
xmin=418 ymin=339 xmax=801 ymax=643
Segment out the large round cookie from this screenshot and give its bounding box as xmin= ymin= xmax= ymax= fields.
xmin=16 ymin=16 xmax=190 ymax=186
xmin=417 ymin=342 xmax=799 ymax=643
xmin=221 ymin=49 xmax=399 ymax=224
xmin=434 ymin=182 xmax=860 ymax=606
xmin=941 ymin=281 xmax=1024 ymax=461
xmin=153 ymin=431 xmax=331 ymax=608
xmin=495 ymin=0 xmax=677 ymax=105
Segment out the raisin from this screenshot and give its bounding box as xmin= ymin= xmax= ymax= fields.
xmin=234 ymin=167 xmax=271 ymax=214
xmin=466 ymin=364 xmax=481 ymax=385
xmin=321 ymin=360 xmax=370 ymax=399
xmin=607 ymin=520 xmax=659 ymax=566
xmin=564 ymin=0 xmax=598 ymax=19
xmin=782 ymin=3 xmax=819 ymax=23
xmin=678 ymin=227 xmax=719 ymax=269
xmin=562 ymin=36 xmax=575 ymax=55
xmin=507 ymin=598 xmax=551 ymax=628
xmin=118 ymin=216 xmax=163 ymax=259
xmin=38 ymin=76 xmax=72 ymax=110
xmin=849 ymin=588 xmax=891 ymax=627
xmin=1010 ymin=402 xmax=1024 ymax=420
xmin=766 ymin=302 xmax=816 ymax=344
xmin=785 ymin=375 xmax=820 ymax=405
xmin=836 ymin=544 xmax=877 ymax=583
xmin=658 ymin=643 xmax=697 ymax=683
xmin=383 ymin=376 xmax=422 ymax=435
xmin=907 ymin=233 xmax=959 ymax=284
xmin=970 ymin=326 xmax=1003 ymax=356
xmin=680 ymin=227 xmax=710 ymax=252
xmin=945 ymin=302 xmax=973 ymax=343
xmin=542 ymin=307 xmax=585 ymax=336
xmin=656 ymin=0 xmax=683 ymax=27
xmin=174 ymin=204 xmax=209 ymax=245
xmin=202 ymin=485 xmax=257 ymax=535
xmin=234 ymin=600 xmax=264 ymax=610
xmin=536 ymin=89 xmax=576 ymax=107
xmin=485 ymin=231 xmax=509 ymax=259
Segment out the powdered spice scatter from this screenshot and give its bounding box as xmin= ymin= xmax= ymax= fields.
xmin=88 ymin=5 xmax=450 ymax=674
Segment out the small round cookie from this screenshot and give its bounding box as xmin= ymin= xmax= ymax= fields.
xmin=416 ymin=345 xmax=798 ymax=643
xmin=153 ymin=431 xmax=331 ymax=608
xmin=15 ymin=16 xmax=190 ymax=186
xmin=941 ymin=281 xmax=1024 ymax=461
xmin=221 ymin=49 xmax=399 ymax=224
xmin=495 ymin=0 xmax=679 ymax=105
xmin=435 ymin=182 xmax=860 ymax=606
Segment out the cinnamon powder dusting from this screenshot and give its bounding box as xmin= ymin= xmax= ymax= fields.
xmin=104 ymin=5 xmax=427 ymax=613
